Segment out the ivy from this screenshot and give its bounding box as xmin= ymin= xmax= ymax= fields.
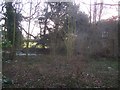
xmin=2 ymin=40 xmax=12 ymax=48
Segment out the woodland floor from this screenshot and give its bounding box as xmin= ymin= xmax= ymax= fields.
xmin=2 ymin=55 xmax=118 ymax=88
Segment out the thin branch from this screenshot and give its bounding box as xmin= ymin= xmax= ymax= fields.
xmin=19 ymin=26 xmax=36 ymax=39
xmin=22 ymin=2 xmax=41 ymax=20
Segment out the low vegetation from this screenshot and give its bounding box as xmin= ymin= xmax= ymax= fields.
xmin=3 ymin=55 xmax=118 ymax=88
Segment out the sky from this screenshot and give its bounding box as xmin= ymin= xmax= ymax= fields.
xmin=75 ymin=0 xmax=118 ymax=19
xmin=0 ymin=0 xmax=119 ymax=37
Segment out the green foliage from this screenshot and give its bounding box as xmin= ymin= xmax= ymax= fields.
xmin=3 ymin=2 xmax=23 ymax=48
xmin=2 ymin=75 xmax=13 ymax=88
xmin=2 ymin=40 xmax=12 ymax=48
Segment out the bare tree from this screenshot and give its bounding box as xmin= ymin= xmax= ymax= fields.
xmin=26 ymin=1 xmax=32 ymax=59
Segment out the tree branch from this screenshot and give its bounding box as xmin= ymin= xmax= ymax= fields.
xmin=19 ymin=26 xmax=36 ymax=39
